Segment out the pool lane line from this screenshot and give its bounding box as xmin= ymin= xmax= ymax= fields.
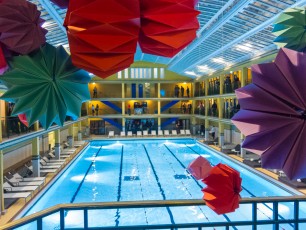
xmin=142 ymin=144 xmax=175 ymax=225
xmin=70 ymin=146 xmax=103 ymax=204
xmin=186 ymin=145 xmax=293 ymax=228
xmin=164 ymin=144 xmax=237 ymax=230
xmin=115 ymin=145 xmax=124 ymax=227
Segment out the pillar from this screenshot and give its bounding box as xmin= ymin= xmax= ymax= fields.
xmin=67 ymin=124 xmax=74 ymax=148
xmin=31 ymin=122 xmax=40 ymax=177
xmin=54 ymin=129 xmax=61 ymax=160
xmin=219 ymin=75 xmax=224 ymax=95
xmin=0 ymin=150 xmax=4 ymax=214
xmin=241 ymin=67 xmax=248 ymax=87
xmin=204 ymin=99 xmax=209 ymax=140
xmin=157 ymin=83 xmax=161 ymax=130
xmin=240 ymin=133 xmax=247 ymax=158
xmin=219 ymin=123 xmax=224 ymax=148
xmin=77 ymin=122 xmax=82 ymax=141
xmin=204 ymin=79 xmax=209 ymax=96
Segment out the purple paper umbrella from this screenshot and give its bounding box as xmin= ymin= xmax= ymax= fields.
xmin=50 ymin=0 xmax=69 ymax=8
xmin=232 ymin=48 xmax=306 ymax=180
xmin=0 ymin=0 xmax=47 ymax=55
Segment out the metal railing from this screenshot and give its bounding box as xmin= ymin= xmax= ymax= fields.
xmin=2 ymin=196 xmax=306 ymax=230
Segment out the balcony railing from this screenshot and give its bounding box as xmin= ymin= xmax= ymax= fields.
xmin=3 ymin=196 xmax=306 ymax=230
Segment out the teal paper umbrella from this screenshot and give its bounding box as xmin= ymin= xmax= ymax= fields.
xmin=0 ymin=43 xmax=91 ymax=129
xmin=273 ymin=7 xmax=306 ymax=51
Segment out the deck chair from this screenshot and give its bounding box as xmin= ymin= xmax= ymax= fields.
xmin=63 ymin=141 xmax=70 ymax=149
xmin=43 ymin=156 xmax=65 ymax=164
xmin=74 ymin=141 xmax=85 ymax=148
xmin=185 ymin=129 xmax=191 ymax=136
xmin=108 ymin=131 xmax=115 ymax=138
xmin=143 ymin=130 xmax=148 ymax=136
xmin=179 ymin=130 xmax=185 ymax=135
xmin=3 ymin=182 xmax=38 ymax=193
xmin=158 ymin=130 xmax=163 ymax=136
xmin=137 ymin=131 xmax=142 ymax=137
xmin=4 ymin=191 xmax=32 ymax=201
xmin=164 ymin=130 xmax=170 ymax=136
xmin=172 ymin=130 xmax=178 ymax=136
xmin=40 ymin=159 xmax=62 ymax=168
xmin=151 ymin=130 xmax=157 ymax=136
xmin=10 ymin=172 xmax=45 ymax=183
xmin=120 ymin=131 xmax=126 ymax=137
xmin=26 ymin=164 xmax=58 ymax=175
xmin=127 ymin=131 xmax=133 ymax=137
xmin=5 ymin=176 xmax=44 ymax=187
xmin=48 ymin=151 xmax=70 ymax=160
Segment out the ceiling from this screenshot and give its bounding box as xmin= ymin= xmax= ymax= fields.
xmin=29 ymin=0 xmax=306 ymax=79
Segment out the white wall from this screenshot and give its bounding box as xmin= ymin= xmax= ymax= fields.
xmin=3 ymin=143 xmax=32 ymax=171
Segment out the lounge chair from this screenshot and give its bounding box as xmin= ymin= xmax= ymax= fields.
xmin=127 ymin=131 xmax=133 ymax=137
xmin=164 ymin=130 xmax=170 ymax=136
xmin=40 ymin=159 xmax=62 ymax=168
xmin=3 ymin=182 xmax=38 ymax=193
xmin=26 ymin=164 xmax=58 ymax=175
xmin=137 ymin=131 xmax=142 ymax=137
xmin=4 ymin=192 xmax=32 ymax=201
xmin=108 ymin=131 xmax=115 ymax=138
xmin=74 ymin=141 xmax=85 ymax=148
xmin=10 ymin=172 xmax=45 ymax=183
xmin=185 ymin=129 xmax=191 ymax=136
xmin=179 ymin=130 xmax=185 ymax=135
xmin=43 ymin=156 xmax=65 ymax=164
xmin=172 ymin=130 xmax=178 ymax=136
xmin=151 ymin=130 xmax=157 ymax=136
xmin=143 ymin=130 xmax=148 ymax=136
xmin=48 ymin=151 xmax=70 ymax=160
xmin=5 ymin=176 xmax=44 ymax=187
xmin=120 ymin=131 xmax=126 ymax=137
xmin=158 ymin=130 xmax=163 ymax=136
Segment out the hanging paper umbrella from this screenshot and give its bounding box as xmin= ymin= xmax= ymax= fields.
xmin=139 ymin=0 xmax=200 ymax=57
xmin=64 ymin=0 xmax=140 ymax=78
xmin=50 ymin=0 xmax=69 ymax=8
xmin=0 ymin=43 xmax=91 ymax=129
xmin=187 ymin=156 xmax=212 ymax=180
xmin=0 ymin=0 xmax=47 ymax=55
xmin=272 ymin=7 xmax=306 ymax=51
xmin=18 ymin=114 xmax=28 ymax=127
xmin=202 ymin=163 xmax=242 ymax=215
xmin=0 ymin=45 xmax=8 ymax=74
xmin=232 ymin=48 xmax=306 ymax=180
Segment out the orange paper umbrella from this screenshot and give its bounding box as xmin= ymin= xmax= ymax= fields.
xmin=64 ymin=0 xmax=140 ymax=78
xmin=139 ymin=0 xmax=200 ymax=57
xmin=202 ymin=163 xmax=242 ymax=215
xmin=0 ymin=0 xmax=47 ymax=55
xmin=18 ymin=114 xmax=28 ymax=127
xmin=187 ymin=156 xmax=212 ymax=180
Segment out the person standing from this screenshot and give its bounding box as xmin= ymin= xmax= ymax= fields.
xmin=186 ymin=86 xmax=190 ymax=97
xmin=181 ymin=86 xmax=184 ymax=97
xmin=95 ymin=104 xmax=99 ymax=116
xmin=93 ymin=86 xmax=97 ymax=98
xmin=127 ymin=104 xmax=131 ymax=115
xmin=91 ymin=104 xmax=95 ymax=116
xmin=209 ymin=126 xmax=215 ymax=140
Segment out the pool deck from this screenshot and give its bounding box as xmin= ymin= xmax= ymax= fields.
xmin=0 ymin=144 xmax=86 ymax=226
xmin=1 ymin=139 xmax=306 ymax=227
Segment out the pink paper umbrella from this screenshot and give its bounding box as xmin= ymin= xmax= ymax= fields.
xmin=187 ymin=156 xmax=212 ymax=180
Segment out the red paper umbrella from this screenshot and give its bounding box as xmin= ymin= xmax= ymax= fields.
xmin=0 ymin=0 xmax=47 ymax=55
xmin=0 ymin=45 xmax=8 ymax=74
xmin=50 ymin=0 xmax=69 ymax=8
xmin=18 ymin=114 xmax=28 ymax=127
xmin=187 ymin=156 xmax=212 ymax=180
xmin=139 ymin=0 xmax=200 ymax=57
xmin=64 ymin=0 xmax=140 ymax=78
xmin=202 ymin=163 xmax=242 ymax=215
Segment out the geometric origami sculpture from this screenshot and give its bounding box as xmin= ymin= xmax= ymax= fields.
xmin=273 ymin=7 xmax=306 ymax=51
xmin=202 ymin=163 xmax=242 ymax=215
xmin=232 ymin=48 xmax=306 ymax=180
xmin=139 ymin=0 xmax=200 ymax=57
xmin=0 ymin=0 xmax=47 ymax=55
xmin=187 ymin=156 xmax=212 ymax=180
xmin=0 ymin=43 xmax=91 ymax=129
xmin=64 ymin=0 xmax=140 ymax=78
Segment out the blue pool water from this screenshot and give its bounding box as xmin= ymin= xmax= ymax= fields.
xmin=18 ymin=139 xmax=305 ymax=229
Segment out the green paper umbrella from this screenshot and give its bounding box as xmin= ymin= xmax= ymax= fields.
xmin=272 ymin=7 xmax=306 ymax=51
xmin=0 ymin=43 xmax=91 ymax=129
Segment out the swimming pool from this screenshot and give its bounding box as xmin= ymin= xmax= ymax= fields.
xmin=17 ymin=139 xmax=305 ymax=229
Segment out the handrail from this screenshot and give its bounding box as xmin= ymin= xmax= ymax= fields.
xmin=0 ymin=117 xmax=88 ymax=150
xmin=2 ymin=196 xmax=306 ymax=229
